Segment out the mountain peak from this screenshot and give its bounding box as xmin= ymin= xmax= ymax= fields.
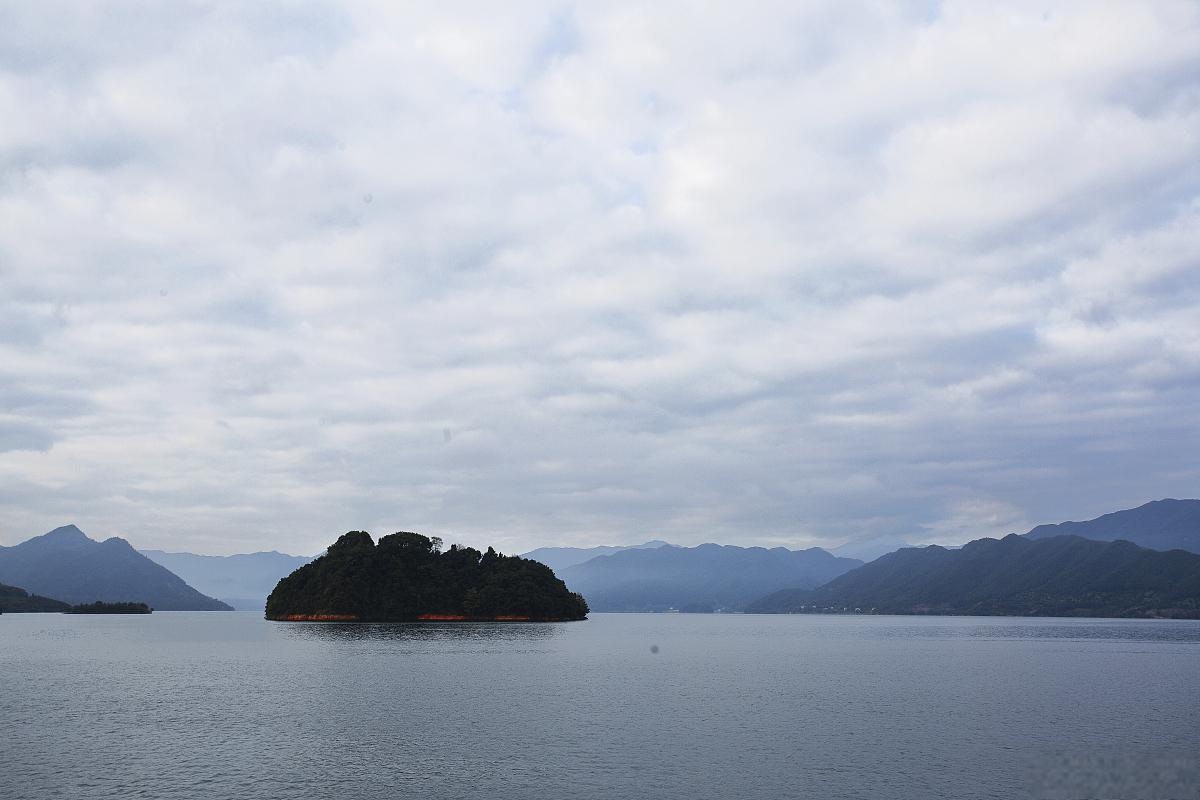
xmin=42 ymin=524 xmax=90 ymax=543
xmin=0 ymin=526 xmax=232 ymax=610
xmin=100 ymin=536 xmax=136 ymax=551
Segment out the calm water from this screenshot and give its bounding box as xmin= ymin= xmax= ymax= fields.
xmin=3 ymin=613 xmax=1198 ymax=800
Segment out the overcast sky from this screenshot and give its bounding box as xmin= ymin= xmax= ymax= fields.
xmin=1 ymin=2 xmax=1198 ymax=556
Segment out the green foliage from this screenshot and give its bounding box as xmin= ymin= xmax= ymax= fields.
xmin=68 ymin=601 xmax=152 ymax=614
xmin=266 ymin=531 xmax=589 ymax=621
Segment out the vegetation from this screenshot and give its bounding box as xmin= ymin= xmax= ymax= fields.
xmin=266 ymin=531 xmax=589 ymax=622
xmin=0 ymin=582 xmax=70 ymax=613
xmin=68 ymin=601 xmax=152 ymax=614
xmin=747 ymin=534 xmax=1200 ymax=619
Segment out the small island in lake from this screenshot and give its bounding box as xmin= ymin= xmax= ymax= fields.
xmin=69 ymin=601 xmax=153 ymax=614
xmin=266 ymin=531 xmax=589 ymax=622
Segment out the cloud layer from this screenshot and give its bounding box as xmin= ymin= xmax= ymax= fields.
xmin=2 ymin=1 xmax=1198 ymax=555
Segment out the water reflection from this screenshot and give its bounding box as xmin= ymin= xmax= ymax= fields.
xmin=276 ymin=620 xmax=564 ymax=644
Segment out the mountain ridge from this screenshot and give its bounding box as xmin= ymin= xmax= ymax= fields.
xmin=0 ymin=525 xmax=232 ymax=611
xmin=141 ymin=549 xmax=313 ymax=611
xmin=520 ymin=540 xmax=671 ymax=573
xmin=559 ymin=542 xmax=861 ymax=612
xmin=747 ymin=533 xmax=1200 ymax=618
xmin=1024 ymin=498 xmax=1200 ymax=554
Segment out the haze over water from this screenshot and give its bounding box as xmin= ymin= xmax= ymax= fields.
xmin=4 ymin=613 xmax=1197 ymax=799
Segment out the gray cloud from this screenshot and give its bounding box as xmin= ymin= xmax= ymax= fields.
xmin=0 ymin=1 xmax=1198 ymax=555
xmin=0 ymin=421 xmax=53 ymax=453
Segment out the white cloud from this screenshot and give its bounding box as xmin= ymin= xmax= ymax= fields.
xmin=1 ymin=1 xmax=1198 ymax=555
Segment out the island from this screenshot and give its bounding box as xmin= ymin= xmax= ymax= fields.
xmin=265 ymin=531 xmax=589 ymax=622
xmin=68 ymin=601 xmax=153 ymax=614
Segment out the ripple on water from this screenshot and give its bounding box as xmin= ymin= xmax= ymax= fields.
xmin=2 ymin=612 xmax=1198 ymax=800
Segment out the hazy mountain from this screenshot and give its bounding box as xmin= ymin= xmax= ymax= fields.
xmin=0 ymin=582 xmax=70 ymax=612
xmin=558 ymin=543 xmax=861 ymax=612
xmin=0 ymin=525 xmax=231 ymax=610
xmin=521 ymin=540 xmax=670 ymax=573
xmin=1025 ymin=498 xmax=1200 ymax=554
xmin=832 ymin=536 xmax=921 ymax=563
xmin=142 ymin=549 xmax=313 ymax=611
xmin=747 ymin=534 xmax=1200 ymax=618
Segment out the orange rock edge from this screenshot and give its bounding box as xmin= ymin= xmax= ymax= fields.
xmin=274 ymin=613 xmax=578 ymax=622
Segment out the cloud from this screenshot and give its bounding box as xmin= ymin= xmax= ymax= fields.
xmin=0 ymin=1 xmax=1198 ymax=554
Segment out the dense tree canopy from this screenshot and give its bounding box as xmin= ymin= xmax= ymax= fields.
xmin=68 ymin=601 xmax=152 ymax=614
xmin=266 ymin=531 xmax=588 ymax=622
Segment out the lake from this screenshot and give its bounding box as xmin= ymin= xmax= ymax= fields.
xmin=3 ymin=612 xmax=1198 ymax=799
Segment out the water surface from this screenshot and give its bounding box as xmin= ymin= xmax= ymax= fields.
xmin=3 ymin=613 xmax=1198 ymax=799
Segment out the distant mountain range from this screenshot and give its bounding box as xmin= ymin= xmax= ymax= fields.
xmin=520 ymin=540 xmax=670 ymax=573
xmin=747 ymin=534 xmax=1200 ymax=619
xmin=832 ymin=535 xmax=922 ymax=563
xmin=558 ymin=543 xmax=861 ymax=612
xmin=0 ymin=581 xmax=70 ymax=612
xmin=1024 ymin=498 xmax=1200 ymax=554
xmin=4 ymin=498 xmax=1195 ymax=619
xmin=142 ymin=549 xmax=313 ymax=611
xmin=0 ymin=525 xmax=231 ymax=610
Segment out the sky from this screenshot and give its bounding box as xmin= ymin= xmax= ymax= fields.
xmin=1 ymin=1 xmax=1198 ymax=557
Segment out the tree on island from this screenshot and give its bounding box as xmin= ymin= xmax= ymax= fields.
xmin=266 ymin=531 xmax=589 ymax=622
xmin=69 ymin=601 xmax=152 ymax=614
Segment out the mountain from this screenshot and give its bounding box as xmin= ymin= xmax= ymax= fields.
xmin=0 ymin=582 xmax=70 ymax=612
xmin=266 ymin=531 xmax=588 ymax=622
xmin=1025 ymin=499 xmax=1200 ymax=554
xmin=520 ymin=540 xmax=671 ymax=573
xmin=558 ymin=543 xmax=862 ymax=612
xmin=141 ymin=549 xmax=313 ymax=610
xmin=833 ymin=535 xmax=920 ymax=563
xmin=0 ymin=525 xmax=232 ymax=610
xmin=747 ymin=534 xmax=1200 ymax=619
